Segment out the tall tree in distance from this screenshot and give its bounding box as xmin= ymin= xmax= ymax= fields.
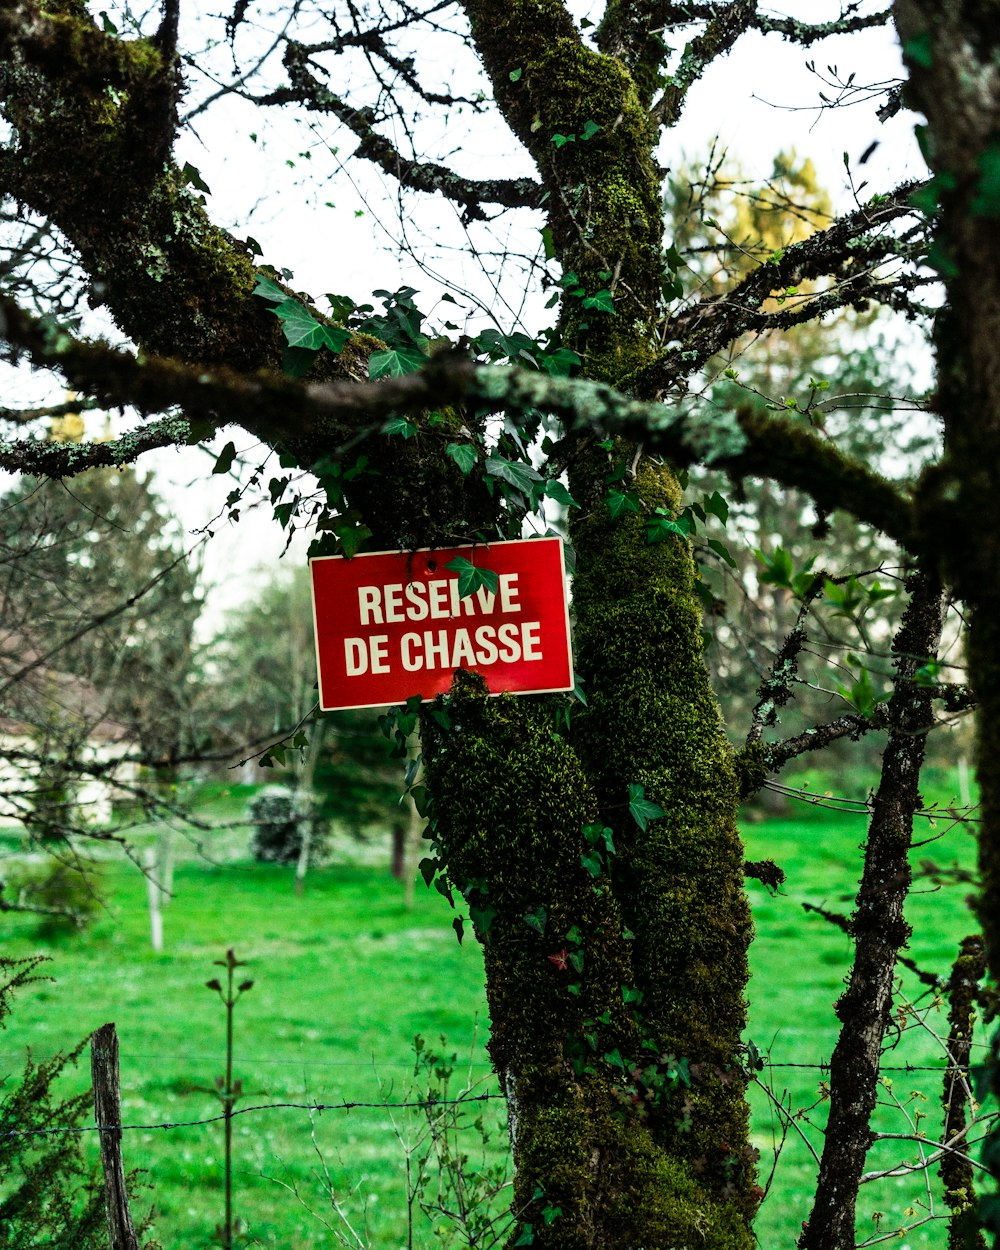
xmin=0 ymin=456 xmax=202 ymax=838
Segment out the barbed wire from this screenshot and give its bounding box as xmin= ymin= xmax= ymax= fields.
xmin=0 ymin=1092 xmax=504 ymax=1142
xmin=2 ymin=1055 xmax=987 ymax=1144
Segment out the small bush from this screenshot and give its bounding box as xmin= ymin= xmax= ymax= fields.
xmin=247 ymin=786 xmax=329 ymax=866
xmin=5 ymin=858 xmax=105 ymax=938
xmin=0 ymin=957 xmax=113 ymax=1249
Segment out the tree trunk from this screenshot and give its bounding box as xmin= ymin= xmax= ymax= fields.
xmin=895 ymin=0 xmax=1000 ymax=1230
xmin=800 ymin=573 xmax=945 ymax=1249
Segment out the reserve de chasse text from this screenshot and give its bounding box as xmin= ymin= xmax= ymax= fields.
xmin=343 ymin=573 xmax=543 ymax=675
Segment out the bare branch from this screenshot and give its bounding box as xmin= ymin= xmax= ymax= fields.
xmin=261 ymin=43 xmax=543 ymax=217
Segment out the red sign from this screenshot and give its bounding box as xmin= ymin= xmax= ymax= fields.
xmin=310 ymin=537 xmax=574 ymax=711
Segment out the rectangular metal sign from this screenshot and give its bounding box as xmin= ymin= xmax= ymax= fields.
xmin=310 ymin=536 xmax=574 ymax=711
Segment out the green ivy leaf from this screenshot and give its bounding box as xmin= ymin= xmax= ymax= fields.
xmin=446 ymin=442 xmax=478 ymax=475
xmin=704 ymin=490 xmax=729 ymax=525
xmin=581 ymin=289 xmax=615 ymax=313
xmin=272 ymin=298 xmax=326 ymax=349
xmin=485 ymin=455 xmax=543 ymax=495
xmin=628 ymin=783 xmax=665 ymax=832
xmin=321 ymin=325 xmax=351 ymax=353
xmin=252 ymin=275 xmax=288 ymax=303
xmin=281 ymin=346 xmax=316 ymax=377
xmin=469 ymin=903 xmax=497 ymax=935
xmin=544 ymin=480 xmax=579 ymax=508
xmin=326 ymin=292 xmax=355 ymax=320
xmin=382 ymin=416 xmax=418 ymax=439
xmin=523 ymin=906 xmax=547 ymax=934
xmin=607 ymin=488 xmax=640 ymax=519
xmin=336 ymin=521 xmax=372 ymax=558
xmin=580 ymin=119 xmax=601 ymax=141
xmin=580 ymin=849 xmax=602 ymax=878
xmin=369 ymin=346 xmax=426 ymax=378
xmin=181 ymin=161 xmax=211 ymax=194
xmin=444 ymin=555 xmax=500 ymax=599
xmin=646 ymin=513 xmax=689 ymax=544
xmin=552 ymin=133 xmax=575 ymax=148
xmin=540 ymin=346 xmax=581 ymax=377
xmin=509 ymin=67 xmax=522 ymax=82
xmin=212 ymin=441 xmax=237 ymax=475
xmin=707 ymin=537 xmax=737 ymax=568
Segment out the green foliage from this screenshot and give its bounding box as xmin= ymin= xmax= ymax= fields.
xmin=835 ymin=654 xmax=891 ymax=717
xmin=4 ymin=859 xmax=106 ymax=939
xmin=754 ymin=546 xmax=820 ymax=600
xmin=445 ymin=442 xmax=478 ymax=475
xmin=444 ymin=555 xmax=500 ymax=599
xmin=369 ymin=346 xmax=426 ymax=378
xmin=626 ymin=784 xmax=665 ymax=832
xmin=409 ymin=1036 xmax=512 ymax=1248
xmin=0 ymin=958 xmax=111 ymax=1249
xmin=246 ymin=785 xmax=329 ymax=866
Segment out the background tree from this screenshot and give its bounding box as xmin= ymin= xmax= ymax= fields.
xmin=205 ymin=567 xmax=409 ymax=860
xmin=0 ymin=464 xmax=202 ymax=770
xmin=0 ymin=3 xmax=992 ymax=1248
xmin=0 ymin=460 xmax=202 ymax=923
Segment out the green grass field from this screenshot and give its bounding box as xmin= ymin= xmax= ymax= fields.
xmin=0 ymin=768 xmax=986 ymax=1249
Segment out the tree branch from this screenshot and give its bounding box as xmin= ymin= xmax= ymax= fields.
xmin=263 ymin=42 xmax=543 ymax=217
xmin=939 ymin=934 xmax=988 ymax=1250
xmin=651 ymin=1 xmax=758 ymax=125
xmin=764 ymin=710 xmax=891 ymax=776
xmin=0 ymin=294 xmax=919 ymax=546
xmin=637 ymin=181 xmax=926 ymax=394
xmin=799 ymin=570 xmax=946 ymax=1250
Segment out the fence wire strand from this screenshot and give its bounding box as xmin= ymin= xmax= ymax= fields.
xmin=1 ymin=1057 xmax=984 ymax=1143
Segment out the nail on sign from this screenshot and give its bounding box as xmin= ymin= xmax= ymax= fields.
xmin=310 ymin=536 xmax=574 ymax=711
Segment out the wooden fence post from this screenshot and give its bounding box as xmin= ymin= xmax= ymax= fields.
xmin=90 ymin=1022 xmax=139 ymax=1250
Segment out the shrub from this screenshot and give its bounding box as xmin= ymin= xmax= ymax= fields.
xmin=4 ymin=858 xmax=105 ymax=939
xmin=0 ymin=957 xmax=108 ymax=1249
xmin=247 ymin=786 xmax=329 ymax=866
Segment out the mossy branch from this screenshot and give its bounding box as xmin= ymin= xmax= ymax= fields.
xmin=626 ymin=3 xmax=893 ymax=46
xmin=649 ymin=0 xmax=757 ymax=124
xmin=635 ymin=179 xmax=927 ymax=393
xmin=0 ymin=294 xmax=917 ymax=545
xmin=939 ymin=935 xmax=988 ymax=1250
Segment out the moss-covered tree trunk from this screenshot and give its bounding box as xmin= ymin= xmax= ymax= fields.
xmin=424 ymin=2 xmax=757 ymax=1243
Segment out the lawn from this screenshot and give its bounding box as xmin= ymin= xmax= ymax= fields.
xmin=0 ymin=767 xmax=985 ymax=1249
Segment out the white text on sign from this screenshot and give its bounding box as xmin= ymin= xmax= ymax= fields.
xmin=343 ymin=573 xmax=543 ymax=675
